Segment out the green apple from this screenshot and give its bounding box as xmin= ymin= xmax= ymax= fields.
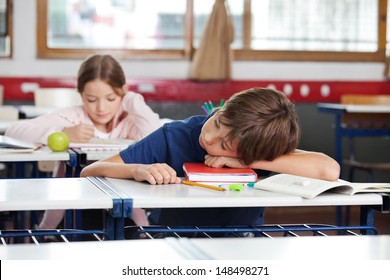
xmin=47 ymin=131 xmax=70 ymax=152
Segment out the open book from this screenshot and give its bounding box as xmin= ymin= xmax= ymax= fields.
xmin=183 ymin=162 xmax=258 ymax=182
xmin=0 ymin=135 xmax=41 ymax=153
xmin=69 ymin=138 xmax=135 ymax=152
xmin=254 ymin=173 xmax=390 ymax=199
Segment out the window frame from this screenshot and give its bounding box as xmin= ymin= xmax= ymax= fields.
xmin=0 ymin=0 xmax=13 ymax=58
xmin=37 ymin=0 xmax=388 ymax=62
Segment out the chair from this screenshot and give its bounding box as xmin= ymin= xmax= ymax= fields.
xmin=0 ymin=84 xmax=18 ymax=132
xmin=0 ymin=85 xmax=19 ymax=121
xmin=33 ymin=88 xmax=82 ymax=173
xmin=0 ymin=106 xmax=19 ymax=121
xmin=34 ymin=88 xmax=82 ymax=108
xmin=341 ymin=94 xmax=390 ymax=182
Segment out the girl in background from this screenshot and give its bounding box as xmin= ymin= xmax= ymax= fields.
xmin=6 ymin=54 xmax=161 ymax=231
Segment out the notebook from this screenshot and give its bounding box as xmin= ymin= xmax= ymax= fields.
xmin=183 ymin=162 xmax=258 ymax=182
xmin=69 ymin=138 xmax=136 ymax=152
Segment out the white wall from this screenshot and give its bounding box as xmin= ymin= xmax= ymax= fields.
xmin=0 ymin=0 xmax=387 ymax=81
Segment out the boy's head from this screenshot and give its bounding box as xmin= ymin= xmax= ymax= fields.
xmin=218 ymin=87 xmax=300 ymax=165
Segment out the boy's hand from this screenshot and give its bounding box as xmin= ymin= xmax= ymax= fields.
xmin=134 ymin=163 xmax=181 ymax=185
xmin=204 ymin=155 xmax=247 ymax=168
xmin=63 ymin=124 xmax=95 ymax=143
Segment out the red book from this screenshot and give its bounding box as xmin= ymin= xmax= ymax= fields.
xmin=183 ymin=163 xmax=258 ymax=182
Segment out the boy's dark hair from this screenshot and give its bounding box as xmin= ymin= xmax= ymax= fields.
xmin=77 ymin=54 xmax=126 ymax=96
xmin=219 ymin=87 xmax=300 ymax=165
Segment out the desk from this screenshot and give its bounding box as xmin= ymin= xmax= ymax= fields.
xmin=184 ymin=235 xmax=390 ymax=260
xmin=0 ymin=238 xmax=198 ymax=260
xmin=1 ymin=235 xmax=389 ymax=260
xmin=0 ymin=176 xmax=386 ymax=241
xmin=1 ymin=146 xmax=70 ymax=162
xmin=1 ymin=146 xmax=76 ymax=178
xmin=318 ymin=103 xmax=390 ymax=226
xmin=1 ymin=147 xmax=83 ymax=229
xmin=0 ymin=177 xmax=122 ymax=240
xmin=317 ymin=103 xmax=390 ymax=166
xmin=98 ymin=177 xmax=384 ymax=239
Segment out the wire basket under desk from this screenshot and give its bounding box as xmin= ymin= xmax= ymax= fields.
xmin=0 ymin=223 xmax=378 ymax=244
xmin=125 ymin=224 xmax=378 ymax=239
xmin=0 ymin=229 xmax=109 ymax=245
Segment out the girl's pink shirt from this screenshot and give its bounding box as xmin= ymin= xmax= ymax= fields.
xmin=5 ymin=91 xmax=161 ymax=144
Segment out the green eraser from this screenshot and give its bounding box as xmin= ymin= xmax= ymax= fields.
xmin=229 ymin=184 xmax=243 ymax=191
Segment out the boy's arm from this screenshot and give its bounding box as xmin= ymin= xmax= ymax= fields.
xmin=204 ymin=149 xmax=340 ymax=181
xmin=250 ymin=149 xmax=340 ymax=181
xmin=80 ymin=154 xmax=181 ymax=185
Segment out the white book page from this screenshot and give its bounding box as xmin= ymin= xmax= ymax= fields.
xmin=345 ymin=182 xmax=390 ymax=194
xmin=69 ymin=138 xmax=135 ymax=150
xmin=254 ymin=174 xmax=348 ymax=199
xmin=0 ymin=135 xmax=41 ymax=153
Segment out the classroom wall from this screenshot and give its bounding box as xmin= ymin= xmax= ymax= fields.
xmin=1 ymin=0 xmax=389 ymax=182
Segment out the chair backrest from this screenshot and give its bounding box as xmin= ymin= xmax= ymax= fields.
xmin=34 ymin=88 xmax=82 ymax=108
xmin=0 ymin=106 xmax=19 ymax=121
xmin=0 ymin=86 xmax=18 ymax=120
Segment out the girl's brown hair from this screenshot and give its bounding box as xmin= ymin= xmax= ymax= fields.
xmin=77 ymin=54 xmax=127 ymax=96
xmin=219 ymin=87 xmax=300 ymax=165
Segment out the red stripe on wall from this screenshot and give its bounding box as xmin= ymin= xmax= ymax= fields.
xmin=1 ymin=77 xmax=390 ymax=103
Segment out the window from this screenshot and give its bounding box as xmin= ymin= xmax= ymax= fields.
xmin=0 ymin=0 xmax=12 ymax=58
xmin=37 ymin=0 xmax=387 ymax=62
xmin=252 ymin=0 xmax=377 ymax=52
xmin=38 ymin=0 xmax=189 ymax=59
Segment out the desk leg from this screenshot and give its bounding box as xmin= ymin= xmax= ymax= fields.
xmin=64 ymin=210 xmax=73 ymax=229
xmin=104 ymin=213 xmax=124 ymax=240
xmin=335 ymin=113 xmax=343 ymax=169
xmin=360 ymin=206 xmax=376 ymax=235
xmin=65 ymin=163 xmax=73 ymax=177
xmin=115 ymin=218 xmax=125 ymax=240
xmin=334 ymin=114 xmax=347 ymax=228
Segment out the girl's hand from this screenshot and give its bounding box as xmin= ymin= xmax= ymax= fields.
xmin=134 ymin=163 xmax=181 ymax=185
xmin=63 ymin=124 xmax=95 ymax=142
xmin=204 ymin=154 xmax=247 ymax=168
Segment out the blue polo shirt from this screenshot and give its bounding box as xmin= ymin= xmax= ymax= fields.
xmin=119 ymin=115 xmax=265 ymax=227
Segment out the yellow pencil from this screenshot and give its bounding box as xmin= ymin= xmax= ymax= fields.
xmin=182 ymin=180 xmax=226 ymax=192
